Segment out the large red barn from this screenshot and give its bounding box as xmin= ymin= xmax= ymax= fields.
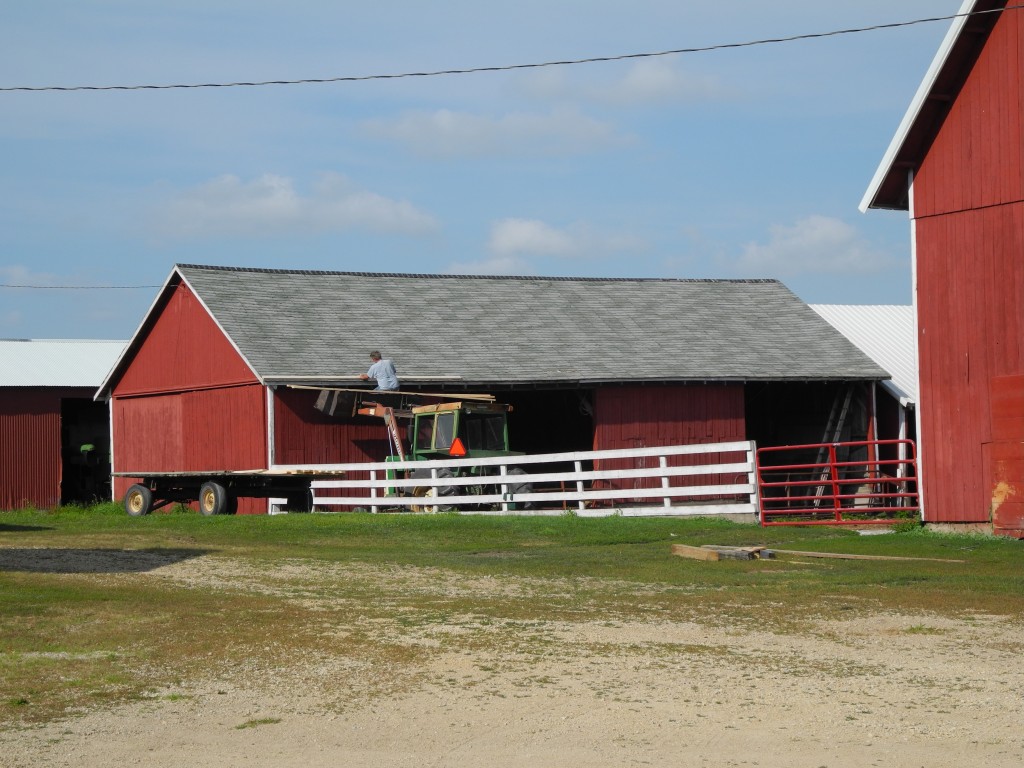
xmin=97 ymin=264 xmax=887 ymax=513
xmin=862 ymin=0 xmax=1024 ymax=536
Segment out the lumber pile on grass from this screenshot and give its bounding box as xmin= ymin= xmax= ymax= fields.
xmin=670 ymin=544 xmax=965 ymax=563
xmin=671 ymin=544 xmax=773 ymax=561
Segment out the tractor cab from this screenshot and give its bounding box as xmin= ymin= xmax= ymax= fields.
xmin=410 ymin=401 xmax=516 ymax=460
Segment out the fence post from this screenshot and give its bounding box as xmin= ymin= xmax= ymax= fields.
xmin=829 ymin=444 xmax=842 ymax=522
xmin=369 ymin=470 xmax=378 ymax=514
xmin=749 ymin=442 xmax=761 ymax=524
xmin=575 ymin=460 xmax=585 ymax=512
xmin=660 ymin=455 xmax=671 ymax=508
xmin=499 ymin=464 xmax=509 ymax=512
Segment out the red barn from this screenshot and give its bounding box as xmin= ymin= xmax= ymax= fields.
xmin=862 ymin=0 xmax=1024 ymax=536
xmin=96 ymin=264 xmax=886 ymax=513
xmin=1 ymin=339 xmax=125 ymax=509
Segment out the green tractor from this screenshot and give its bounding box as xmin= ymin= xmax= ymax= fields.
xmin=358 ymin=397 xmax=530 ymax=509
xmin=408 ymin=401 xmax=514 ymax=460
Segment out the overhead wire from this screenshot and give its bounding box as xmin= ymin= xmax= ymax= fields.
xmin=2 ymin=4 xmax=1018 ymax=290
xmin=0 ymin=283 xmax=161 ymax=289
xmin=1 ymin=4 xmax=1020 ymax=93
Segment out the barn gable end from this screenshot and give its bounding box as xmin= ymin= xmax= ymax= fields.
xmin=112 ymin=281 xmax=259 ymax=397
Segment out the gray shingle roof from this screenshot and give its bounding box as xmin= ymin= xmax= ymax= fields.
xmin=167 ymin=264 xmax=885 ymax=386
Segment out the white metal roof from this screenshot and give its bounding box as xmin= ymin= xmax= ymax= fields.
xmin=809 ymin=305 xmax=917 ymax=406
xmin=0 ymin=338 xmax=127 ymax=387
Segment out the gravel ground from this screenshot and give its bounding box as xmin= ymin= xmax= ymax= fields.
xmin=2 ymin=555 xmax=1022 ymax=768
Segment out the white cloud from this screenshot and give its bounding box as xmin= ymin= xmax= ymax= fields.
xmin=157 ymin=173 xmax=438 ymax=238
xmin=0 ymin=265 xmax=63 ymax=286
xmin=362 ymin=107 xmax=624 ymax=157
xmin=0 ymin=308 xmax=23 ymax=330
xmin=737 ymin=215 xmax=891 ymax=275
xmin=520 ymin=60 xmax=725 ymax=107
xmin=489 ymin=219 xmax=576 ymax=257
xmin=487 ymin=218 xmax=647 ymax=259
xmin=606 ymin=59 xmax=722 ymax=105
xmin=445 ymin=255 xmax=535 ymax=276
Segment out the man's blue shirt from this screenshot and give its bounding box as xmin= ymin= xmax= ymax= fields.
xmin=367 ymin=358 xmax=400 ymax=390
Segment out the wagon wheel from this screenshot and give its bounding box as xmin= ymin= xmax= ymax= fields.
xmin=124 ymin=484 xmax=153 ymax=517
xmin=199 ymin=481 xmax=230 ymax=516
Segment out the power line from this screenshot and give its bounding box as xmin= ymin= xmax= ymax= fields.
xmin=1 ymin=284 xmax=160 ymax=290
xmin=1 ymin=5 xmax=1018 ymax=94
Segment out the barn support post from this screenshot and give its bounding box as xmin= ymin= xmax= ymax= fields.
xmin=107 ymin=396 xmax=116 ymax=501
xmin=908 ymin=167 xmax=926 ymax=521
xmin=265 ymin=385 xmax=276 ymax=467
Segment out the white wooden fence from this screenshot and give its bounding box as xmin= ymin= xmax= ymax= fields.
xmin=275 ymin=440 xmax=758 ymax=518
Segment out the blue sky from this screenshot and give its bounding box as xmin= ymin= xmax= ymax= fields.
xmin=1 ymin=1 xmax=962 ymax=339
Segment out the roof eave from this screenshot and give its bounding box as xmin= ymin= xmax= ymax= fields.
xmin=860 ymin=0 xmax=1002 ymax=212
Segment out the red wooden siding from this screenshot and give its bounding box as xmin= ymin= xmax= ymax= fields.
xmin=1 ymin=389 xmax=62 ymax=509
xmin=114 ymin=282 xmax=258 ymax=397
xmin=914 ymin=9 xmax=1024 ymax=218
xmin=273 ymin=387 xmax=392 ymax=465
xmin=914 ymin=193 xmax=1024 ymax=523
xmin=593 ymin=386 xmax=746 ymax=493
xmin=113 ymin=384 xmax=268 ymax=473
xmin=594 ymin=385 xmax=745 ymax=449
xmin=908 ymin=8 xmax=1024 ymax=529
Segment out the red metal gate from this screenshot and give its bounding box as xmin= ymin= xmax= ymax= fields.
xmin=756 ymin=440 xmax=919 ymax=526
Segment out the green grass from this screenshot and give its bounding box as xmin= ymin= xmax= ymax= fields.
xmin=1 ymin=504 xmax=1022 ymax=726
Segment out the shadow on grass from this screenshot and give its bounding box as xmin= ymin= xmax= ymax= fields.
xmin=0 ymin=523 xmax=55 ymax=533
xmin=0 ymin=547 xmax=212 ymax=574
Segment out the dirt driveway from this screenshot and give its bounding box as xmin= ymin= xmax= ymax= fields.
xmin=2 ymin=554 xmax=1022 ymax=767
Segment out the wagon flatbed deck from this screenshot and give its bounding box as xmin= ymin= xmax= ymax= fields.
xmin=118 ymin=467 xmax=344 ymax=517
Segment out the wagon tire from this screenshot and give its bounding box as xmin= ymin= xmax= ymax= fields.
xmin=124 ymin=484 xmax=153 ymax=517
xmin=286 ymin=488 xmax=312 ymax=513
xmin=199 ymin=481 xmax=230 ymax=516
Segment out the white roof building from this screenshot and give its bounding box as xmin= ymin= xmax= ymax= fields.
xmin=0 ymin=339 xmax=127 ymax=388
xmin=809 ymin=305 xmax=917 ymax=407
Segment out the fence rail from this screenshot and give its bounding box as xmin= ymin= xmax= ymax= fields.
xmin=274 ymin=440 xmax=759 ymax=518
xmin=756 ymin=439 xmax=919 ymax=526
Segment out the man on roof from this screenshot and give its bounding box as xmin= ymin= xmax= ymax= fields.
xmin=359 ymin=350 xmax=400 ymax=391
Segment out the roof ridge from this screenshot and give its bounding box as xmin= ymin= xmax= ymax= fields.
xmin=175 ymin=264 xmax=779 ymax=285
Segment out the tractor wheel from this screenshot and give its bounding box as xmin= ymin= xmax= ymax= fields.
xmin=410 ymin=467 xmax=455 ymax=512
xmin=199 ymin=481 xmax=230 ymax=516
xmin=124 ymin=484 xmax=153 ymax=517
xmin=506 ymin=468 xmax=533 ymax=510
